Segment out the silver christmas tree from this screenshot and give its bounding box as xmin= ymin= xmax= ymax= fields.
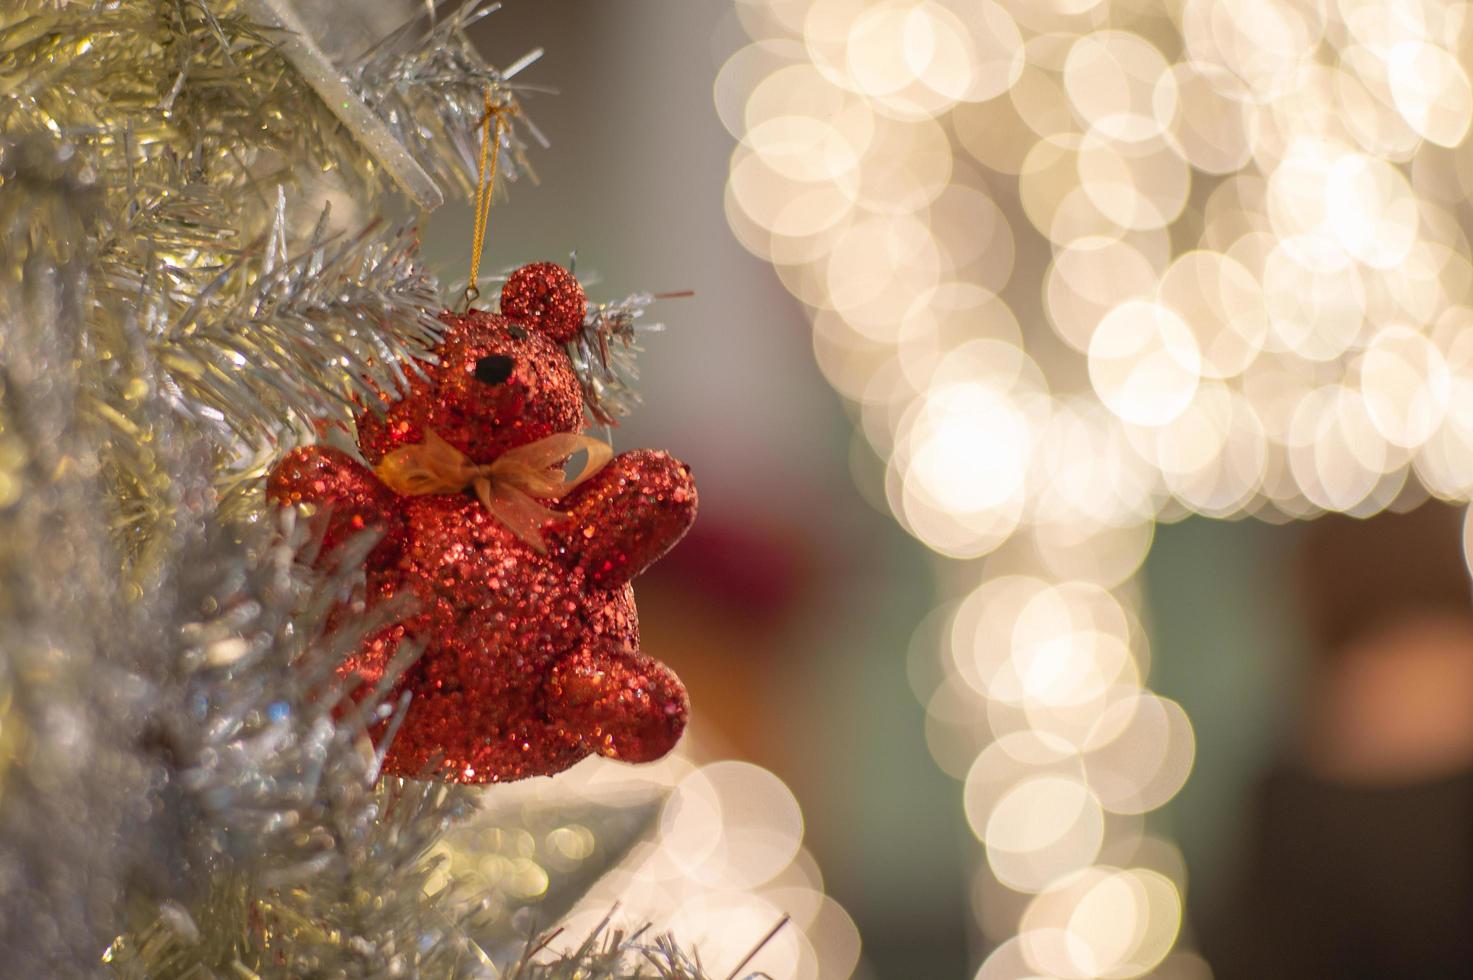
xmin=0 ymin=2 xmax=745 ymax=976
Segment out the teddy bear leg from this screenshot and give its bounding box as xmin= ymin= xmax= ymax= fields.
xmin=553 ymin=449 xmax=697 ymax=590
xmin=544 ymin=643 xmax=688 ymax=764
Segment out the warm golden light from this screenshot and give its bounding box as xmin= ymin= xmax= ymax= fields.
xmin=721 ymin=0 xmax=1473 ymax=967
xmin=502 ymin=749 xmax=850 ymax=978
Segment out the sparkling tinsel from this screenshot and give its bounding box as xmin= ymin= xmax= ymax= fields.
xmin=569 ymin=291 xmax=662 ymax=426
xmin=0 ymin=2 xmax=730 ymax=977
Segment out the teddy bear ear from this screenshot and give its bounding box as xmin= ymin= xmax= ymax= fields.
xmin=500 ymin=262 xmax=587 ymax=344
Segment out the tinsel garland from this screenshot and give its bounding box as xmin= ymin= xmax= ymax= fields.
xmin=0 ymin=2 xmax=727 ymax=976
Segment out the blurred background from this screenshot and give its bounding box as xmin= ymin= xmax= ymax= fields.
xmin=346 ymin=1 xmax=1473 ymax=977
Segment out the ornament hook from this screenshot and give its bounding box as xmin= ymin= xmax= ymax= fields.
xmin=464 ymin=87 xmax=512 ymax=310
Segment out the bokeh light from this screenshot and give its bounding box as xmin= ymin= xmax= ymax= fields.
xmin=721 ymin=0 xmax=1473 ymax=969
xmin=455 ymin=742 xmax=856 ymax=979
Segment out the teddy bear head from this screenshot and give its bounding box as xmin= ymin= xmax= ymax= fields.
xmin=356 ymin=263 xmax=590 ymax=466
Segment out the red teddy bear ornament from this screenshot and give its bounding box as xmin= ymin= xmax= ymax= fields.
xmin=268 ymin=263 xmax=697 ymax=783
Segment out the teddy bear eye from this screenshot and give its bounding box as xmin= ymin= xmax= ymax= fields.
xmin=474 ymin=354 xmax=515 ymax=385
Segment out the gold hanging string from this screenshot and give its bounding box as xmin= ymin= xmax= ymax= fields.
xmin=465 ymin=86 xmax=511 ymax=308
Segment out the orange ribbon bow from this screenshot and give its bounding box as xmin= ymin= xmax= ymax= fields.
xmin=374 ymin=429 xmax=613 ymax=553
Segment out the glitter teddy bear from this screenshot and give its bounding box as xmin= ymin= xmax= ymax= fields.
xmin=267 ymin=262 xmax=697 ymax=783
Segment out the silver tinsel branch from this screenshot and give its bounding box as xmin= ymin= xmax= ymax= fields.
xmin=0 ymin=131 xmax=158 ymax=979
xmin=0 ymin=2 xmax=713 ymax=977
xmin=568 ymin=292 xmax=664 ymax=426
xmin=157 ymin=202 xmax=444 ymax=447
xmin=351 ymin=0 xmax=548 ymax=201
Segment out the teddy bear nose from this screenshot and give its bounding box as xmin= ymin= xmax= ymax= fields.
xmin=474 ymin=354 xmax=515 ymax=385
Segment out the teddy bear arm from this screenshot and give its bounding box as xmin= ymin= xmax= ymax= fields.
xmin=553 ymin=449 xmax=697 ymax=589
xmin=267 ymin=444 xmax=400 ymax=557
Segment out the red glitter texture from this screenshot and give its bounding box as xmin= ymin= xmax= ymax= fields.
xmin=498 ymin=261 xmax=587 ymax=343
xmin=267 ymin=265 xmax=696 ymax=783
